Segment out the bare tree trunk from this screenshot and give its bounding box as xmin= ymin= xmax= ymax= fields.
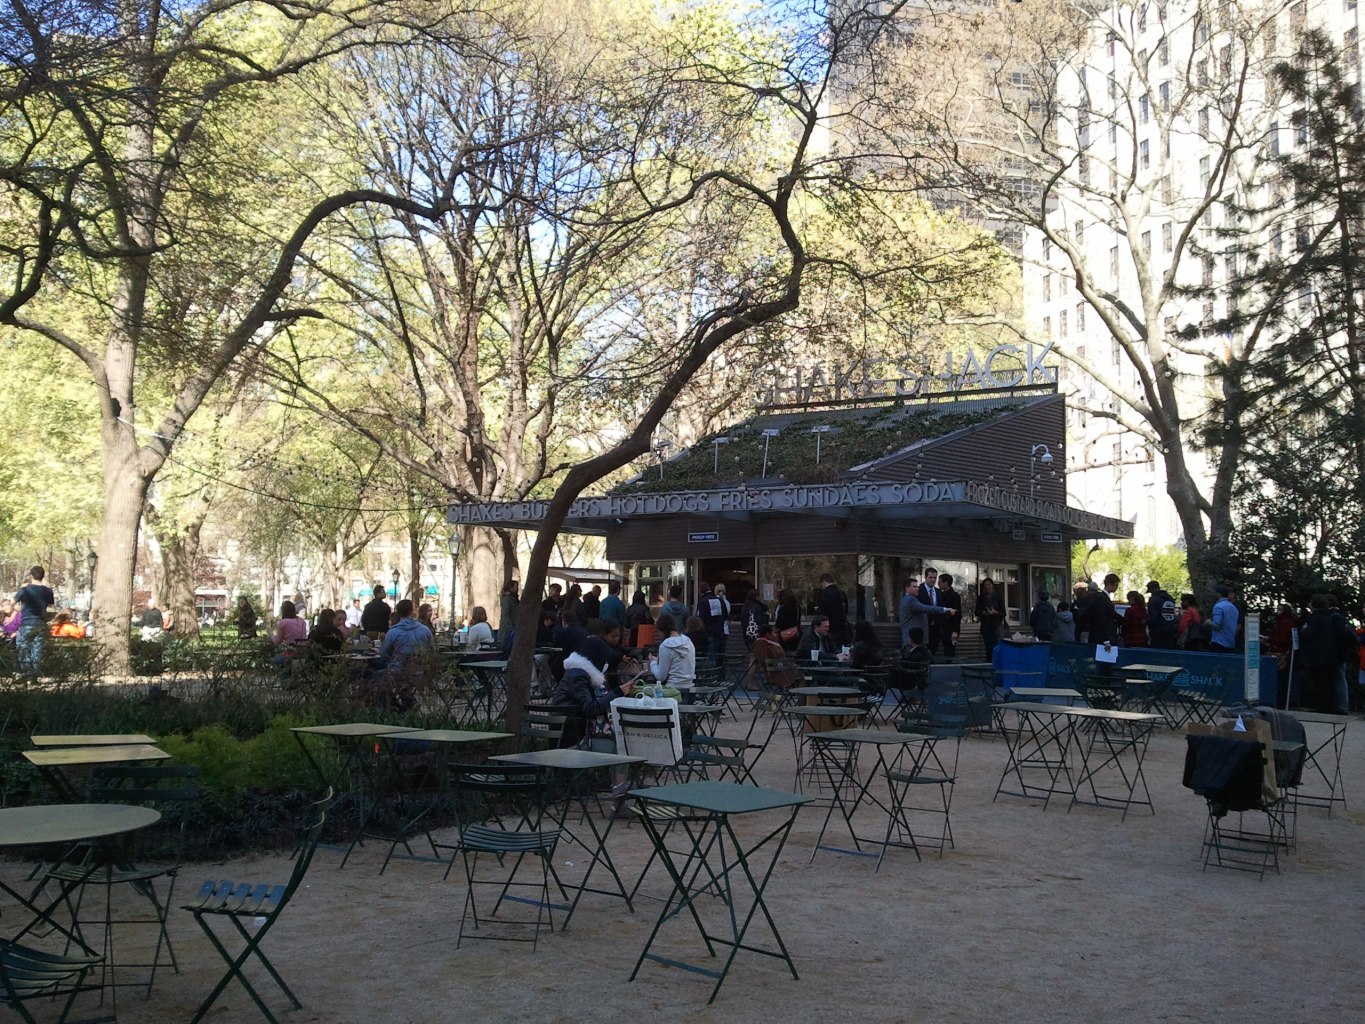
xmin=409 ymin=530 xmax=422 ymax=604
xmin=466 ymin=526 xmax=503 ymax=623
xmin=93 ymin=435 xmax=151 ymax=673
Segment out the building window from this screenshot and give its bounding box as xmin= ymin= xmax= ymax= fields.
xmin=1141 ymin=230 xmax=1152 ymax=256
xmin=1159 ymin=39 xmax=1170 ymax=66
xmin=1293 ymin=109 xmax=1308 ymax=146
xmin=1159 ymin=82 xmax=1170 ymax=110
xmin=1044 ymin=274 xmax=1052 ymax=301
xmin=1162 ymin=221 xmax=1173 ymax=252
xmin=1197 ymin=22 xmax=1209 ymax=47
xmin=1059 ymin=310 xmax=1069 ymax=337
xmin=1075 ymin=223 xmax=1084 ymax=244
xmin=1043 ymin=238 xmax=1052 ymax=260
xmin=1199 ymin=107 xmax=1210 ymax=135
xmin=1076 ymin=303 xmax=1086 ymax=332
xmin=1139 ymin=139 xmax=1150 ymax=169
xmin=1199 ymin=156 xmax=1211 ymax=187
xmin=1110 ymin=246 xmax=1120 ymax=278
xmin=1296 ymin=217 xmax=1310 ymax=250
xmin=1139 ymin=94 xmax=1150 ymax=123
xmin=1290 ymin=2 xmax=1305 ymax=30
xmin=1202 ymin=257 xmax=1214 ymax=287
xmin=1139 ymin=3 xmax=1148 ymax=31
xmin=1269 ymin=121 xmax=1279 ymax=157
xmin=1271 ymin=226 xmax=1283 ymax=254
xmin=1043 ymin=315 xmax=1052 ymax=336
xmin=1202 ymin=299 xmax=1215 ymax=324
xmin=1109 ymin=122 xmax=1118 ymax=145
xmin=1107 ymin=32 xmax=1117 ymax=59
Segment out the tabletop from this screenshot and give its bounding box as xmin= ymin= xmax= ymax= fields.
xmin=388 ymin=729 xmax=513 ymax=744
xmin=783 ymin=705 xmax=868 ymax=718
xmin=1290 ymin=711 xmax=1352 ymax=725
xmin=491 ymin=749 xmax=647 ymax=770
xmin=789 ymin=686 xmax=862 ymax=697
xmin=631 ymin=780 xmax=813 ymax=815
xmin=1119 ymin=663 xmax=1184 ymax=674
xmin=292 ymin=723 xmax=420 ymax=738
xmin=30 ymin=734 xmax=155 ymax=747
xmin=1009 ymin=688 xmax=1085 ymax=699
xmin=809 ymin=728 xmax=927 ymax=746
xmin=463 ymin=660 xmax=509 ymax=670
xmin=24 ymin=744 xmax=170 ymax=768
xmin=0 ymin=803 xmax=161 ymax=847
xmin=803 ymin=663 xmax=862 ymax=675
xmin=1005 ymin=702 xmax=1163 ymax=724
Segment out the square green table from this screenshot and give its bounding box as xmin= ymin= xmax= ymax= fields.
xmin=628 ymin=780 xmax=812 ymax=1004
xmin=1289 ymin=711 xmax=1351 ymax=815
xmin=31 ymin=734 xmax=155 ymax=748
xmin=372 ymin=729 xmax=513 ymax=872
xmin=23 ymin=744 xmax=171 ymax=801
xmin=291 ymin=724 xmax=419 ymax=864
xmin=804 ymin=728 xmax=936 ymax=868
xmin=491 ymin=748 xmax=647 ymax=928
xmin=994 ymin=703 xmax=1163 ymax=820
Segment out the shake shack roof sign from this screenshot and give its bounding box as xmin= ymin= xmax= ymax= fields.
xmin=760 ymin=341 xmax=1059 ymax=406
xmin=447 ymin=479 xmax=1133 ymax=539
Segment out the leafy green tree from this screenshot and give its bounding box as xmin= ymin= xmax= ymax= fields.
xmin=1203 ymin=29 xmax=1365 ymax=604
xmin=0 ymin=1 xmax=492 ymax=671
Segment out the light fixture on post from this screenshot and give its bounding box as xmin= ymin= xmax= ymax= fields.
xmin=760 ymin=428 xmax=781 ymax=477
xmin=810 ymin=425 xmax=831 ymax=465
xmin=390 ymin=567 xmax=400 ymax=600
xmin=654 ymin=440 xmax=675 ymax=480
xmin=447 ymin=532 xmax=463 ymax=630
xmin=84 ymin=548 xmax=98 ymax=617
xmin=711 ymin=435 xmax=733 ymax=472
xmin=1029 ymin=443 xmax=1054 ymax=498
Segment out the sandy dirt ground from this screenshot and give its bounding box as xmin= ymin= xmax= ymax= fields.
xmin=5 ymin=707 xmax=1363 ymax=1024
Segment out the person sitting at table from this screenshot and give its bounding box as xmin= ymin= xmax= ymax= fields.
xmin=466 ymin=605 xmax=495 ymax=647
xmin=550 ymin=636 xmax=637 ymax=748
xmin=797 ymin=614 xmax=839 ymax=661
xmin=600 ymin=620 xmax=641 ymax=680
xmin=418 ymin=602 xmax=436 ymax=634
xmin=270 ymin=600 xmax=308 ymax=668
xmin=683 ymin=614 xmax=708 ymax=667
xmin=899 ymin=626 xmax=932 ymax=690
xmin=650 ymin=613 xmax=696 ymax=694
xmin=360 ymin=583 xmax=392 ymax=637
xmin=235 ymin=595 xmax=259 ymax=638
xmin=848 ymin=619 xmax=882 ymax=669
xmin=307 ymin=607 xmax=345 ymax=655
xmin=49 ymin=610 xmax=85 ymax=638
xmin=624 ymin=589 xmax=653 ymax=645
xmin=551 ymin=608 xmax=589 ymax=679
xmin=749 ymin=623 xmax=798 ymax=691
xmin=378 ymin=599 xmax=433 ymax=667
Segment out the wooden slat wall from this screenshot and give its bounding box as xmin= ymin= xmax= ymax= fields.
xmin=868 ymin=394 xmax=1067 ymax=503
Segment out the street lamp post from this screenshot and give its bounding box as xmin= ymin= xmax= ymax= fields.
xmin=390 ymin=567 xmax=400 ymax=603
xmin=447 ymin=532 xmax=463 ymax=631
xmin=85 ymin=548 xmax=97 ymax=622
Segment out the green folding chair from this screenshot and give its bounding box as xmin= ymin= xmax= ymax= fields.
xmin=180 ymin=789 xmax=333 ymax=1024
xmin=0 ymin=939 xmax=105 ymax=1024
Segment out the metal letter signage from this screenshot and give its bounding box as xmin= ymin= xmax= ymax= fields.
xmin=688 ymin=531 xmax=719 ymax=543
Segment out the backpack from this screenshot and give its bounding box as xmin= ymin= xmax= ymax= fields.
xmin=1185 ymin=618 xmax=1212 ymax=649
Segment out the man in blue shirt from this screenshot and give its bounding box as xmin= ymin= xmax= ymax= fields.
xmin=14 ymin=565 xmax=54 ymax=676
xmin=1209 ymin=585 xmax=1240 ymax=653
xmin=598 ymin=580 xmax=626 ymax=632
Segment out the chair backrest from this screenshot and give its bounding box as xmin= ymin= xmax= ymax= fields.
xmin=616 ymin=705 xmax=684 ymax=766
xmin=278 ymin=788 xmax=334 ymax=917
xmin=916 ymin=679 xmax=970 ymax=734
xmin=89 ymin=764 xmax=201 ymax=858
xmin=634 ymin=623 xmax=657 ymax=649
xmin=449 ymin=763 xmax=549 ymax=829
xmin=521 ymin=705 xmax=570 ymax=751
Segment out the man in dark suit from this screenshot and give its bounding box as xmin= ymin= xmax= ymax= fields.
xmin=816 ymin=572 xmax=850 ymax=645
xmin=931 ymin=573 xmax=962 ymax=658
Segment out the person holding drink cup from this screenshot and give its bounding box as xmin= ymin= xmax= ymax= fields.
xmin=797 ymin=614 xmax=840 ymax=662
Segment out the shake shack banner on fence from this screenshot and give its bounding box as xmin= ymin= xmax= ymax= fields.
xmin=759 ymin=341 xmax=1059 ymax=406
xmin=448 ymin=479 xmax=1132 ymax=538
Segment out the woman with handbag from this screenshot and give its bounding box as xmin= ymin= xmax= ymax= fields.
xmin=774 ymin=589 xmax=802 ymax=652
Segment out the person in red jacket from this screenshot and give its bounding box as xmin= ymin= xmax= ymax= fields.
xmin=1122 ymin=591 xmax=1149 ymax=648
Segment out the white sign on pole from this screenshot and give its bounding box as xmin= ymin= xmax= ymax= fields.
xmin=1244 ymin=612 xmax=1260 ymax=703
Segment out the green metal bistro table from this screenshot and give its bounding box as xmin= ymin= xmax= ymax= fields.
xmin=1290 ymin=711 xmax=1350 ymax=815
xmin=1 ymin=803 xmax=161 ymax=1021
xmin=994 ymin=703 xmax=1163 ymax=819
xmin=1007 ymin=688 xmax=1085 ymax=705
xmin=30 ymin=735 xmax=155 ymax=748
xmin=462 ymin=660 xmax=510 ymax=721
xmin=490 ymin=748 xmax=646 ymax=928
xmin=804 ymin=728 xmax=934 ymax=866
xmin=291 ymin=724 xmax=419 ymax=864
xmin=628 ymin=780 xmax=812 ymax=1004
xmin=373 ymin=729 xmax=513 ymax=872
xmin=23 ymin=745 xmax=171 ymax=801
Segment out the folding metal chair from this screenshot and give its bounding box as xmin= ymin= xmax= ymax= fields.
xmin=43 ymin=764 xmax=200 ymax=999
xmin=885 ymin=680 xmax=968 ymax=867
xmin=0 ymin=938 xmax=105 ymax=1024
xmin=519 ymin=705 xmax=570 ymax=752
xmin=180 ymin=789 xmax=333 ymax=1024
xmin=444 ymin=764 xmax=562 ymax=951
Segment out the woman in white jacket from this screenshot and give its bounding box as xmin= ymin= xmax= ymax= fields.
xmin=649 ymin=613 xmax=696 ymax=692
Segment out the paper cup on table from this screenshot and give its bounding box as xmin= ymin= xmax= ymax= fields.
xmin=810 ymin=650 xmax=819 ymax=663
